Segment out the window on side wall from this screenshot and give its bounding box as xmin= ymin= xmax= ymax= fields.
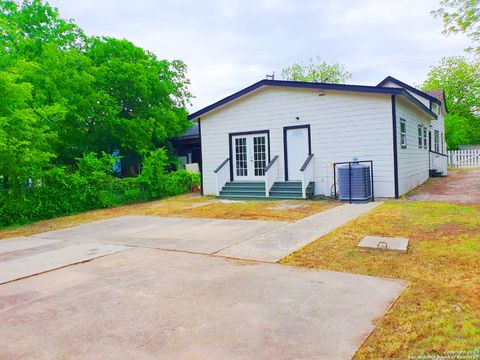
xmin=441 ymin=132 xmax=444 ymax=153
xmin=400 ymin=119 xmax=407 ymax=148
xmin=434 ymin=130 xmax=440 ymax=153
xmin=423 ymin=126 xmax=428 ymax=149
xmin=432 ymin=103 xmax=439 ymax=115
xmin=418 ymin=125 xmax=423 ymax=148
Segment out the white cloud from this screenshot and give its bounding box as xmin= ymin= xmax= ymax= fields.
xmin=48 ymin=0 xmax=471 ymax=111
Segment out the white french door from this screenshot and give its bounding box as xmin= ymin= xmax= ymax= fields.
xmin=232 ymin=133 xmax=269 ymax=181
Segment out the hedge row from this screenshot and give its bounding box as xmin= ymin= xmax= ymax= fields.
xmin=0 ymin=151 xmax=200 ymax=227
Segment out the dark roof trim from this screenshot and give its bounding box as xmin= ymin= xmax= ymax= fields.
xmin=377 ymin=76 xmax=441 ymax=105
xmin=188 ymin=79 xmax=437 ymax=120
xmin=398 ymin=89 xmax=438 ymax=119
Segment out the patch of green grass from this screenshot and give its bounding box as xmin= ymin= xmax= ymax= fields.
xmin=281 ymin=201 xmax=480 ymax=359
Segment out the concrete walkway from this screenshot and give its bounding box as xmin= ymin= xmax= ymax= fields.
xmin=216 ymin=201 xmax=382 ymax=262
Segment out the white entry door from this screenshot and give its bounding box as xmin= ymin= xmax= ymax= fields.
xmin=232 ymin=133 xmax=268 ymax=180
xmin=285 ymin=126 xmax=310 ymax=180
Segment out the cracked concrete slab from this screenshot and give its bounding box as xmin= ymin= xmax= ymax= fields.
xmin=0 ymin=248 xmax=407 ymax=360
xmin=32 ymin=215 xmax=287 ymax=255
xmin=0 ymin=237 xmax=63 ymax=254
xmin=0 ymin=243 xmax=129 ymax=284
xmin=0 ymin=203 xmax=409 ymax=359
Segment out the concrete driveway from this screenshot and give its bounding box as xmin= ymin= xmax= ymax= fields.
xmin=0 ymin=207 xmax=407 ymax=359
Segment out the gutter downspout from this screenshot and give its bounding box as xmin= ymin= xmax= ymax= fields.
xmin=391 ymin=95 xmax=399 ymax=198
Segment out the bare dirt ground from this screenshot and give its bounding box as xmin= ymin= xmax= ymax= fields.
xmin=407 ymin=169 xmax=480 ymax=203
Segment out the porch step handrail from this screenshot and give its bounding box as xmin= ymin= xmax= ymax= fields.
xmin=215 ymin=158 xmax=230 ymax=196
xmin=265 ymin=155 xmax=279 ymax=197
xmin=300 ymin=154 xmax=314 ymax=199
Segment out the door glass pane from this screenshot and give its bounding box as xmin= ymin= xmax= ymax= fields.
xmin=235 ymin=138 xmax=247 ymax=176
xmin=253 ymin=136 xmax=267 ymax=176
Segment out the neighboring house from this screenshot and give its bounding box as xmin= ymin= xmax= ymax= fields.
xmin=188 ymin=76 xmax=448 ymax=200
xmin=171 ymin=122 xmax=201 ymax=171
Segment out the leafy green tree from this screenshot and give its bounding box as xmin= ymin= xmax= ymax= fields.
xmin=19 ymin=44 xmax=102 ymax=164
xmin=0 ymin=0 xmax=86 ymax=54
xmin=0 ymin=1 xmax=193 ymax=169
xmin=86 ymin=37 xmax=192 ymax=160
xmin=423 ymin=56 xmax=479 ymax=114
xmin=422 ymin=56 xmax=480 ymax=148
xmin=444 ymin=113 xmax=471 ymax=149
xmin=282 ymin=57 xmax=352 ymax=83
xmin=432 ymin=0 xmax=480 ymax=54
xmin=0 ymin=0 xmax=198 ymax=225
xmin=0 ymin=68 xmax=61 ymax=186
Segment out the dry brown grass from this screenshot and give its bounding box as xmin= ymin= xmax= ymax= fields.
xmin=281 ymin=201 xmax=480 ymax=359
xmin=0 ymin=193 xmax=337 ymax=239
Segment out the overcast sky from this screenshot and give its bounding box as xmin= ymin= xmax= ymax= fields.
xmin=49 ymin=0 xmax=470 ymax=111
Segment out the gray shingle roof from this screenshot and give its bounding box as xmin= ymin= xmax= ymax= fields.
xmin=178 ymin=123 xmax=199 ymax=139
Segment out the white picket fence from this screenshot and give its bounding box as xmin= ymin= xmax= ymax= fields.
xmin=448 ymin=149 xmax=480 ymax=168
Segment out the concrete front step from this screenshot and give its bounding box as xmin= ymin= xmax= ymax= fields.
xmin=217 ymin=195 xmax=269 ymax=201
xmin=270 ymin=191 xmax=311 ymax=198
xmin=269 ymin=190 xmax=303 ymax=196
xmin=220 ymin=190 xmax=266 ymax=196
xmin=219 ymin=181 xmax=314 ymax=200
xmin=223 ymin=186 xmax=266 ymax=192
xmin=270 ymin=186 xmax=314 ymax=192
xmin=224 ymin=182 xmax=265 ymax=188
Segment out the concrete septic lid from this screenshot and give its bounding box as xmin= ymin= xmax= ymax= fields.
xmin=357 ymin=236 xmax=409 ymax=253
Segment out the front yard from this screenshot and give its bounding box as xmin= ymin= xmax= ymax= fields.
xmin=2 ymin=186 xmax=479 ymax=358
xmin=281 ymin=201 xmax=480 ymax=359
xmin=0 ymin=193 xmax=337 ymax=239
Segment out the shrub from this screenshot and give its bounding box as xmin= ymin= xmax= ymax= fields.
xmin=138 ymin=148 xmax=169 ymax=197
xmin=0 ymin=150 xmax=199 ymax=227
xmin=163 ymin=170 xmax=198 ymax=196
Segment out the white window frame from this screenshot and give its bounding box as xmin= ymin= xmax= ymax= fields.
xmin=423 ymin=126 xmax=428 ymax=149
xmin=434 ymin=130 xmax=440 ymax=153
xmin=441 ymin=132 xmax=444 ymax=153
xmin=400 ymin=118 xmax=407 ymax=148
xmin=431 ymin=103 xmax=439 ymax=115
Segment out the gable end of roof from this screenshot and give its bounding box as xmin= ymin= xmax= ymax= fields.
xmin=377 ymin=76 xmax=441 ymax=105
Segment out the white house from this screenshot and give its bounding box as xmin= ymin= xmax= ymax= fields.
xmin=188 ymin=76 xmax=448 ymax=200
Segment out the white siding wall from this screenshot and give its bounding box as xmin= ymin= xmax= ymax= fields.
xmin=429 ymin=105 xmax=448 ymax=177
xmin=430 ymin=106 xmax=446 ymax=153
xmin=395 ymin=97 xmax=431 ymax=195
xmin=199 ymin=87 xmax=396 ymax=197
xmin=382 ymin=80 xmax=447 ymax=156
